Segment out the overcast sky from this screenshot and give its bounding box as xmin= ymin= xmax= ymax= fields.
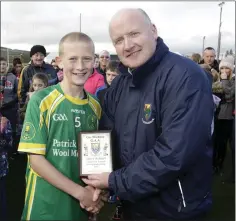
xmin=1 ymin=1 xmax=235 ymax=57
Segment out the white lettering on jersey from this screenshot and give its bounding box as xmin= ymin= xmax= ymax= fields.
xmin=71 ymin=109 xmax=85 ymax=114
xmin=53 ymin=139 xmax=76 ymax=148
xmin=52 ymin=114 xmax=68 ymax=121
xmin=53 ymin=149 xmax=70 ymax=157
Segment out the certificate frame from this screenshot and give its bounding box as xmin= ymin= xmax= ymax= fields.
xmin=79 ymin=130 xmax=113 ymax=177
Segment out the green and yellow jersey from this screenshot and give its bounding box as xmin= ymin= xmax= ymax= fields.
xmin=18 ymin=83 xmax=101 ymax=221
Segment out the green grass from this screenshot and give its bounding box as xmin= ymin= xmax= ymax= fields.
xmin=6 ymin=149 xmax=235 ymax=221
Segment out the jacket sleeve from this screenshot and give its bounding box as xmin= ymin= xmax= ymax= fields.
xmin=17 ymin=66 xmax=29 ymax=106
xmin=13 ymin=75 xmax=18 ymax=101
xmin=108 ymin=70 xmax=214 ymax=202
xmin=97 ymin=75 xmax=105 ymax=87
xmin=221 ymin=79 xmax=235 ymax=101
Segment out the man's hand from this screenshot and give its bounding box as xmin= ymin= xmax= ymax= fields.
xmin=82 ymin=172 xmax=110 ymax=189
xmin=78 ymin=186 xmax=104 ymax=214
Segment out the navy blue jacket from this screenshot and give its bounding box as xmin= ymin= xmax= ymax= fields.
xmin=103 ymin=38 xmax=214 ymax=220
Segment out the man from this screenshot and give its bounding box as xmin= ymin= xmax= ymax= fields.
xmin=199 ymin=47 xmax=219 ymax=72
xmin=83 ymin=8 xmax=214 ymax=221
xmin=17 ymin=45 xmax=58 ymax=107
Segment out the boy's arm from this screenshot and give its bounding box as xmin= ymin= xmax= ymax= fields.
xmin=29 ymin=154 xmax=104 ymax=212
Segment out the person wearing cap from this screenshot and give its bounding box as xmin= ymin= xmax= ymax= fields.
xmin=17 ymin=45 xmax=58 ymax=106
xmin=212 ymin=55 xmax=235 ymax=176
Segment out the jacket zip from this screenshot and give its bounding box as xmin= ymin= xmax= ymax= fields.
xmin=177 ymin=179 xmax=186 ymax=212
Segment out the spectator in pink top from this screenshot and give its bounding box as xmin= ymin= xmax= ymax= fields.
xmin=84 ymin=58 xmax=105 ymax=94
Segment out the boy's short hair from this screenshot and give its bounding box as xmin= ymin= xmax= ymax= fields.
xmin=204 ymin=47 xmax=215 ymax=51
xmin=0 ymin=57 xmax=7 ymax=62
xmin=106 ymin=60 xmax=120 ymax=73
xmin=13 ymin=57 xmax=22 ymax=66
xmin=59 ymin=32 xmax=95 ymax=56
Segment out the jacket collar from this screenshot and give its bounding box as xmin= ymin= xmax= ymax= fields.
xmin=118 ymin=37 xmax=169 ymax=87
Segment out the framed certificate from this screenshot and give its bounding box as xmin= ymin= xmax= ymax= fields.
xmin=79 ymin=131 xmax=113 ymax=177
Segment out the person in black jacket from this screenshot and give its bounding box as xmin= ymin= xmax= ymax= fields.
xmin=83 ymin=8 xmax=214 ymax=221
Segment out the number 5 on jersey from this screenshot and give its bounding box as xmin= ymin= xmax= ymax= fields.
xmin=75 ymin=117 xmax=81 ymax=128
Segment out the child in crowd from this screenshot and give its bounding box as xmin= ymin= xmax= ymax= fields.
xmin=0 ymin=91 xmax=13 ymax=221
xmin=19 ymin=73 xmax=49 ymax=123
xmin=84 ymin=55 xmax=105 ymax=95
xmin=96 ymin=60 xmax=120 ymax=105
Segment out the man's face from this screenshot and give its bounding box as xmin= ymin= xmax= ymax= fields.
xmin=14 ymin=64 xmax=22 ymax=74
xmin=109 ymin=11 xmax=158 ymax=68
xmin=31 ymin=52 xmax=45 ymax=66
xmin=203 ymin=50 xmax=216 ymax=66
xmin=106 ymin=70 xmax=119 ymax=85
xmin=99 ymin=52 xmax=110 ymax=68
xmin=59 ymin=41 xmax=94 ymax=87
xmin=0 ymin=61 xmax=8 ymax=74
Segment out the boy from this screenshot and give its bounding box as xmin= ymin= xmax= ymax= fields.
xmin=96 ymin=60 xmax=120 ymax=106
xmin=18 ymin=32 xmax=106 ymax=220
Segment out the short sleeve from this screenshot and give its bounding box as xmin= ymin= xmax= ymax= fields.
xmin=18 ymin=95 xmax=48 ymax=155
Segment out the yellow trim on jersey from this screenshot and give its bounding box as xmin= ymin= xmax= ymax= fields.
xmin=18 ymin=143 xmax=46 ymax=155
xmin=88 ymin=94 xmax=102 ymax=120
xmin=39 ymin=113 xmax=44 ymax=129
xmin=39 ymin=89 xmax=62 ymax=113
xmin=46 ymin=94 xmax=65 ymax=129
xmin=25 ymin=168 xmax=33 ymax=204
xmin=26 ymin=172 xmax=37 ymax=220
xmin=64 ymin=94 xmax=88 ymax=105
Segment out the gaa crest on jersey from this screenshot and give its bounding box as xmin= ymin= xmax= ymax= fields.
xmin=87 ymin=114 xmax=97 ymax=129
xmin=142 ymin=104 xmax=155 ymax=124
xmin=22 ymin=122 xmax=36 ymax=141
xmin=91 ymin=142 xmax=100 ymax=155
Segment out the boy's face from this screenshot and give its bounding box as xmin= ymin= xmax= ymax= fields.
xmin=0 ymin=61 xmax=8 ymax=74
xmin=14 ymin=63 xmax=23 ymax=74
xmin=106 ymin=70 xmax=119 ymax=85
xmin=59 ymin=41 xmax=94 ymax=87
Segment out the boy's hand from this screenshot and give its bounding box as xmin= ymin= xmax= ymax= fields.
xmin=79 ymin=186 xmax=104 ymax=214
